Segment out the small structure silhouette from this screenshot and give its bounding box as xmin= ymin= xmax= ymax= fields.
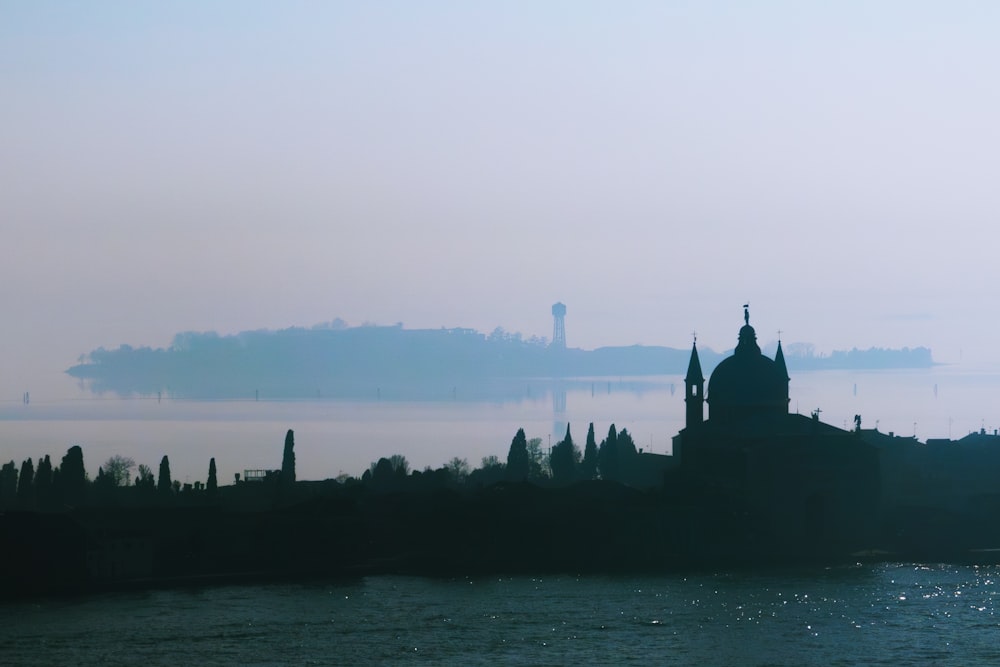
xmin=550 ymin=302 xmax=566 ymax=349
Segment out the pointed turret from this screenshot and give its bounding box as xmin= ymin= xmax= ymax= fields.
xmin=774 ymin=339 xmax=788 ymax=378
xmin=685 ymin=340 xmax=704 ymax=384
xmin=685 ymin=340 xmax=705 ymax=428
xmin=774 ymin=339 xmax=790 ymax=411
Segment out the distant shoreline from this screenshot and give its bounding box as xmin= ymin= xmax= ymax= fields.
xmin=65 ymin=324 xmax=934 ymax=399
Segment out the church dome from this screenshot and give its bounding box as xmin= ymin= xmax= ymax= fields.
xmin=707 ymin=308 xmax=789 ymax=423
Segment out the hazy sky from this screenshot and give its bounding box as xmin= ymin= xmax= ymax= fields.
xmin=3 ymin=1 xmax=1000 ymax=398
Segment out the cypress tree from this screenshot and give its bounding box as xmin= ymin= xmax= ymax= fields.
xmin=549 ymin=423 xmax=578 ymax=484
xmin=0 ymin=461 xmax=17 ymax=508
xmin=17 ymin=458 xmax=35 ymax=507
xmin=581 ymin=422 xmax=598 ymax=480
xmin=60 ymin=446 xmax=87 ymax=507
xmin=506 ymin=428 xmax=530 ymax=481
xmin=50 ymin=467 xmax=62 ymax=507
xmin=157 ymin=455 xmax=172 ymax=494
xmin=281 ymin=430 xmax=296 ymax=484
xmin=598 ymin=424 xmax=620 ymax=482
xmin=207 ymin=458 xmax=218 ymax=495
xmin=35 ymin=455 xmax=53 ymax=506
xmin=618 ymin=428 xmax=638 ymax=457
xmin=614 ymin=429 xmax=638 ymax=485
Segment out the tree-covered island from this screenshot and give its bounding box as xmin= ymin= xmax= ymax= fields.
xmin=66 ymin=322 xmax=934 ymax=399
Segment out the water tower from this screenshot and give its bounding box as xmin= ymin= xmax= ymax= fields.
xmin=551 ymin=302 xmax=566 ymax=349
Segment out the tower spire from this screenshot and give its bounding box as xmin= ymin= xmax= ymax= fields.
xmin=774 ymin=338 xmax=788 ymax=378
xmin=685 ymin=338 xmax=705 ymax=429
xmin=774 ymin=336 xmax=790 ymax=411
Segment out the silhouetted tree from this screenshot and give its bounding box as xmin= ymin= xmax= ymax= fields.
xmin=389 ymin=454 xmax=409 ymax=477
xmin=207 ymin=458 xmax=218 ymax=496
xmin=598 ymin=424 xmax=619 ymax=482
xmin=469 ymin=455 xmax=505 ymax=487
xmin=527 ymin=437 xmax=547 ymax=478
xmin=102 ymin=454 xmax=136 ymax=487
xmin=615 ymin=427 xmax=639 ymax=483
xmin=445 ymin=457 xmax=470 ymax=483
xmin=35 ymin=455 xmax=53 ymax=508
xmin=135 ymin=463 xmax=155 ymax=490
xmin=0 ymin=461 xmax=17 ymax=508
xmin=581 ymin=422 xmax=598 ymax=480
xmin=617 ymin=428 xmax=638 ymax=458
xmin=506 ymin=428 xmax=530 ymax=481
xmin=157 ymin=455 xmax=172 ymax=494
xmin=59 ymin=445 xmax=87 ymax=507
xmin=481 ymin=455 xmax=502 ymax=468
xmin=281 ymin=429 xmax=296 ymax=484
xmin=368 ymin=457 xmax=396 ymax=489
xmin=50 ymin=467 xmax=62 ymax=507
xmin=93 ymin=466 xmax=114 ymax=503
xmin=367 ymin=454 xmax=409 ymax=486
xmin=17 ymin=458 xmax=35 ymax=507
xmin=549 ymin=423 xmax=579 ymax=483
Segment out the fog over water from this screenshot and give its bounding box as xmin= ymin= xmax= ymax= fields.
xmin=2 ymin=367 xmax=997 ymax=486
xmin=3 ymin=2 xmax=1000 ymax=410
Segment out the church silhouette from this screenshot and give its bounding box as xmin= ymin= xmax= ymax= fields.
xmin=670 ymin=307 xmax=880 ymax=558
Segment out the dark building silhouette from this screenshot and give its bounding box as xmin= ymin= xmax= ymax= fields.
xmin=855 ymin=426 xmax=1000 ymax=558
xmin=672 ymin=307 xmax=880 ymax=557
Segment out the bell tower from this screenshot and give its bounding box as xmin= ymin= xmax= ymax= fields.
xmin=685 ymin=336 xmax=705 ymax=429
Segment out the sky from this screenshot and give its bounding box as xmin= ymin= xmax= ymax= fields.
xmin=3 ymin=1 xmax=1000 ymax=400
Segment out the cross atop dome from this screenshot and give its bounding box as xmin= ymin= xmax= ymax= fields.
xmin=736 ymin=304 xmax=759 ymax=356
xmin=703 ymin=305 xmax=790 ymax=423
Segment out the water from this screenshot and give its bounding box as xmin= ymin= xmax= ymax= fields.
xmin=4 ymin=565 xmax=1000 ymax=665
xmin=3 ymin=367 xmax=1000 ymax=486
xmin=5 ymin=369 xmax=1000 ymax=663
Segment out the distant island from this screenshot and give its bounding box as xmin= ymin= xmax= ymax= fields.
xmin=66 ymin=321 xmax=934 ymax=399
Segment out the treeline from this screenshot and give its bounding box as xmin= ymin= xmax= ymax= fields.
xmin=0 ymin=430 xmax=296 ymax=512
xmin=67 ymin=325 xmax=560 ymax=398
xmin=65 ymin=324 xmax=726 ymax=399
xmin=0 ymin=419 xmax=685 ymax=599
xmin=65 ymin=323 xmax=937 ymax=400
xmin=0 ymin=446 xmax=223 ymax=512
xmin=361 ymin=422 xmax=658 ymax=493
xmin=0 ymin=420 xmax=656 ymax=514
xmin=799 ymin=346 xmax=933 ymax=370
xmin=13 ymin=420 xmax=1000 ymax=597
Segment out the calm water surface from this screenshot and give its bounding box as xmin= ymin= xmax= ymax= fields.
xmin=3 ymin=564 xmax=1000 ymax=666
xmin=3 ymin=367 xmax=1000 ymax=485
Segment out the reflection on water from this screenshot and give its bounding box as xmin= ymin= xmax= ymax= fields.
xmin=3 ymin=564 xmax=1000 ymax=666
xmin=2 ymin=368 xmax=1000 ymax=487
